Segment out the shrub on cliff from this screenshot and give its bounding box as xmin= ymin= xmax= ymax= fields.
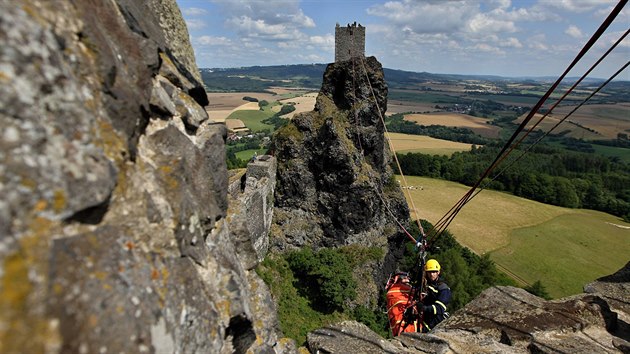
xmin=256 ymin=245 xmax=384 ymax=345
xmin=287 ymin=247 xmax=357 ymax=312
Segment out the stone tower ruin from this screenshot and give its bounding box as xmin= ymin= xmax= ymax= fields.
xmin=335 ymin=22 xmax=365 ymax=62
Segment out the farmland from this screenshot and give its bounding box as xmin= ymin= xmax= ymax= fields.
xmin=226 ymin=107 xmax=275 ymax=132
xmin=206 ymin=91 xmax=280 ymax=122
xmin=387 ymin=132 xmax=473 ymax=155
xmin=403 ymin=112 xmax=501 ymax=138
xmin=515 ymin=103 xmax=630 ymax=140
xmin=203 ymin=64 xmax=630 ymax=295
xmin=401 ymin=175 xmax=630 ymax=298
xmin=271 ymin=92 xmax=317 ymax=119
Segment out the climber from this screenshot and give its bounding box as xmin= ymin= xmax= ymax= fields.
xmin=419 ymin=259 xmax=451 ymax=332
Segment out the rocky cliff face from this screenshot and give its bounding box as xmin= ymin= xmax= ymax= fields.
xmin=4 ymin=2 xmax=625 ymax=353
xmin=0 ymin=1 xmax=290 ymax=353
xmin=269 ymin=57 xmax=410 ymax=272
xmin=268 ymin=57 xmax=411 ymax=310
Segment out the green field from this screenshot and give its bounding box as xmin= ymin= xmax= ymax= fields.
xmin=389 ymin=91 xmax=464 ymax=104
xmin=400 ymin=175 xmax=630 ymax=298
xmin=591 ymin=144 xmax=630 ymax=163
xmin=492 ymin=214 xmax=629 ymax=297
xmin=235 ymin=148 xmax=267 ymax=161
xmin=227 ymin=106 xmax=276 ymax=132
xmin=464 ymin=94 xmax=540 ymax=106
xmin=388 ymin=132 xmax=473 ymax=156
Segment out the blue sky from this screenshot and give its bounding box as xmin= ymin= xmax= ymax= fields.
xmin=176 ymin=0 xmax=629 ymax=78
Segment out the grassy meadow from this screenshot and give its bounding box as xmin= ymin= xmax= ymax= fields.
xmin=235 ymin=148 xmax=267 ymax=161
xmin=226 ymin=106 xmax=275 ymax=132
xmin=400 ymin=175 xmax=630 ymax=298
xmin=591 ymin=144 xmax=630 ymax=163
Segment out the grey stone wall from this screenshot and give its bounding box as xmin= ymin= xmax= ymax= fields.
xmin=335 ymin=23 xmax=365 ymax=62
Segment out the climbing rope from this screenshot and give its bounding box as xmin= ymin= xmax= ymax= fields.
xmin=463 ymin=29 xmax=630 ymax=208
xmin=427 ymin=0 xmax=628 ymax=242
xmin=350 ymin=32 xmax=364 ymax=154
xmin=451 ymin=59 xmax=630 ymax=224
xmin=357 ymin=56 xmax=426 ymax=239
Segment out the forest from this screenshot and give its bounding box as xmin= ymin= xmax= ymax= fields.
xmin=386 ymin=113 xmax=493 ymax=144
xmin=396 ymin=144 xmax=630 ymax=221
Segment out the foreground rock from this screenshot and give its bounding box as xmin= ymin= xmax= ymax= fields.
xmin=0 ymin=1 xmax=289 ymax=353
xmin=307 ymin=263 xmax=630 ymax=353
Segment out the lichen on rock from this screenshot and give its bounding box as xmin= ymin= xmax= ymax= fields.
xmin=0 ymin=1 xmax=288 ymax=353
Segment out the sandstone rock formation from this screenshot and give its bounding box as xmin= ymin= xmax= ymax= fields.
xmin=0 ymin=1 xmax=289 ymax=353
xmin=307 ymin=263 xmax=630 ymax=353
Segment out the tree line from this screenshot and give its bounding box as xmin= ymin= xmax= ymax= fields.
xmin=396 ymin=144 xmax=630 ymax=221
xmin=386 ymin=113 xmax=492 ymax=145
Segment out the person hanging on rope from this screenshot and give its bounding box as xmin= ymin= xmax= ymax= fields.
xmin=419 ymin=259 xmax=451 ymax=332
xmin=385 ymin=272 xmax=417 ymax=336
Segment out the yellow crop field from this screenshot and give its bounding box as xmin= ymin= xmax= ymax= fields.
xmin=205 ymin=92 xmax=280 ymax=122
xmin=386 ymin=100 xmax=439 ymax=115
xmin=206 ymin=92 xmax=278 ymax=110
xmin=404 ymin=112 xmax=501 ymax=138
xmin=515 ymin=113 xmax=600 ymax=140
xmin=272 ymin=92 xmax=318 ymax=119
xmin=400 ymin=175 xmax=630 ymax=298
xmin=387 ymin=132 xmax=474 ymax=156
xmin=516 ymin=103 xmax=630 ymax=140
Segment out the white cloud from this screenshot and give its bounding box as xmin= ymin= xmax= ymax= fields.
xmin=212 ymin=0 xmax=315 ymax=28
xmin=496 ymin=6 xmax=559 ymax=21
xmin=227 ymin=16 xmax=308 ymax=41
xmin=538 ymin=0 xmax=616 ymax=13
xmin=295 ymin=53 xmax=325 ymax=62
xmin=196 ymin=36 xmax=232 ymax=46
xmin=241 ymin=39 xmax=264 ymax=49
xmin=468 ymin=13 xmax=517 ymax=34
xmin=367 ymin=0 xmax=473 ymax=33
xmin=471 ymin=43 xmax=505 ymax=55
xmin=527 ymin=34 xmax=549 ymax=51
xmin=185 ymin=19 xmax=207 ymax=30
xmin=502 ymin=37 xmax=523 ymax=48
xmin=565 ymin=25 xmax=584 ymax=38
xmin=207 ymin=0 xmax=316 ymax=52
xmin=597 ymin=30 xmax=630 ymax=49
xmin=182 ymin=7 xmax=208 ymax=16
xmin=309 ymin=34 xmax=335 ymax=50
xmin=488 ymin=0 xmax=512 ymax=10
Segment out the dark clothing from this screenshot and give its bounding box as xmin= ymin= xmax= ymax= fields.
xmin=420 ymin=277 xmax=451 ymax=332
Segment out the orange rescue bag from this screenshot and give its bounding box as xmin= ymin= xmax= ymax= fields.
xmin=386 ymin=282 xmax=417 ymax=336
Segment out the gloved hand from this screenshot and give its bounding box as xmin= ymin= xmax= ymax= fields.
xmin=403 ymin=305 xmax=417 ymax=323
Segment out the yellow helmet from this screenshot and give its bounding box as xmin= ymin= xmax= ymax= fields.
xmin=425 ymin=259 xmax=441 ymax=272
